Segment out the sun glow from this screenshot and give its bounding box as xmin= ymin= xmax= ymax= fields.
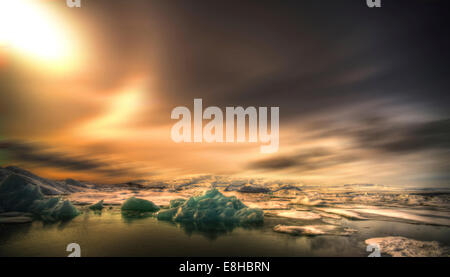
xmin=77 ymin=80 xmax=147 ymax=139
xmin=0 ymin=0 xmax=79 ymax=69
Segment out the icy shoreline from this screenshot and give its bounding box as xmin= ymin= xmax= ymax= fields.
xmin=1 ymin=166 xmax=450 ymax=257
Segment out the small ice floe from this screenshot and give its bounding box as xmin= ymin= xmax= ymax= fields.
xmin=0 ymin=212 xmax=34 ymax=224
xmin=365 ymin=237 xmax=449 ymax=257
xmin=316 ymin=211 xmax=342 ymax=219
xmin=238 ymin=185 xmax=270 ymax=194
xmin=0 ymin=216 xmax=33 ymax=224
xmin=316 ymin=208 xmax=367 ymax=220
xmin=353 ymin=207 xmax=450 ymax=226
xmin=121 ymin=197 xmax=160 ymax=212
xmin=273 ymin=224 xmax=357 ymax=236
xmin=89 ymin=200 xmax=104 ymax=211
xmin=0 ymin=212 xmax=34 ymax=217
xmin=321 ymin=218 xmax=342 ymax=225
xmin=291 ymin=196 xmax=324 ymax=206
xmin=272 ymin=185 xmax=303 ymax=196
xmin=273 ymin=210 xmax=321 ymax=220
xmin=246 ymin=201 xmax=289 ymax=210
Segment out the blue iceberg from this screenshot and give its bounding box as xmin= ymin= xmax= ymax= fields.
xmin=121 ymin=197 xmax=160 ymax=212
xmin=0 ymin=174 xmax=80 ymax=222
xmin=157 ymin=189 xmax=264 ymax=224
xmin=89 ymin=200 xmax=104 ymax=211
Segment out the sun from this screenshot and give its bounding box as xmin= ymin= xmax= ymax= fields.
xmin=0 ymin=0 xmax=79 ymax=69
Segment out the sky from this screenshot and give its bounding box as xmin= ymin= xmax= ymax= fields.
xmin=0 ymin=0 xmax=449 ymax=187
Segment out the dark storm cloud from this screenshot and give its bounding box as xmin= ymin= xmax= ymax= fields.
xmin=2 ymin=0 xmax=449 ymax=186
xmin=351 ymin=118 xmax=450 ymax=153
xmin=249 ymin=118 xmax=450 ymax=172
xmin=0 ymin=140 xmax=137 ymax=177
xmin=305 ymin=116 xmax=450 ymax=154
xmin=103 ymin=0 xmax=450 ymax=119
xmin=4 ymin=0 xmax=448 ymax=132
xmin=249 ymin=148 xmax=355 ymax=172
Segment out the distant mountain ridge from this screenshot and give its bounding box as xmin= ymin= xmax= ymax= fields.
xmin=0 ymin=166 xmax=86 ymax=195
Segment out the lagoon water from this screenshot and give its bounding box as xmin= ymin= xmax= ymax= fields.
xmin=1 ymin=208 xmax=449 ymax=257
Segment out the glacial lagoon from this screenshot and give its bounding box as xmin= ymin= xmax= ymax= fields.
xmin=1 ymin=167 xmax=450 ymax=257
xmin=1 ymin=203 xmax=450 ymax=257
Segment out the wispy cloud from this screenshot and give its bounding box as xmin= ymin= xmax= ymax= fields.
xmin=0 ymin=140 xmax=143 ymax=178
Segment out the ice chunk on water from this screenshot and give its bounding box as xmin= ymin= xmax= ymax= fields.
xmin=156 ymin=207 xmax=179 ymax=221
xmin=0 ymin=216 xmax=33 ymax=224
xmin=273 ymin=224 xmax=357 ymax=236
xmin=157 ymin=189 xmax=264 ymax=224
xmin=316 ymin=208 xmax=367 ymax=220
xmin=365 ymin=236 xmax=449 ymax=257
xmin=169 ymin=198 xmax=186 ymax=208
xmin=89 ymin=200 xmax=104 ymax=210
xmin=234 ymin=208 xmax=264 ymax=224
xmin=354 ymin=207 xmax=450 ymax=226
xmin=291 ymin=196 xmax=325 ymax=206
xmin=53 ymin=200 xmax=80 ymax=221
xmin=0 ymin=174 xmax=43 ymax=212
xmin=121 ymin=197 xmax=160 ymax=212
xmin=274 ymin=210 xmax=322 ymax=220
xmin=0 ymin=174 xmax=80 ymax=222
xmin=31 ymin=198 xmax=80 ymax=222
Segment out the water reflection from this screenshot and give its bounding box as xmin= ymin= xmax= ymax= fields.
xmin=119 ymin=209 xmax=264 ymax=240
xmin=1 ymin=208 xmax=449 ymax=257
xmin=121 ymin=210 xmax=155 ymax=223
xmin=177 ymin=221 xmax=263 ymax=240
xmin=0 ymin=223 xmax=32 ymax=245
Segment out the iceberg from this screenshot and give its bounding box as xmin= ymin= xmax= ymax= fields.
xmin=0 ymin=174 xmax=43 ymax=212
xmin=30 ymin=198 xmax=80 ymax=222
xmin=169 ymin=198 xmax=186 ymax=208
xmin=121 ymin=197 xmax=160 ymax=212
xmin=273 ymin=210 xmax=322 ymax=220
xmin=157 ymin=189 xmax=264 ymax=224
xmin=0 ymin=216 xmax=33 ymax=224
xmin=365 ymin=236 xmax=449 ymax=257
xmin=316 ymin=208 xmax=367 ymax=220
xmin=51 ymin=200 xmax=80 ymax=221
xmin=89 ymin=200 xmax=104 ymax=211
xmin=238 ymin=185 xmax=270 ymax=193
xmin=0 ymin=174 xmax=80 ymax=222
xmin=273 ymin=224 xmax=357 ymax=236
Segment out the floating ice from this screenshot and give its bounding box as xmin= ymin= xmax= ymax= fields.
xmin=247 ymin=200 xmax=288 ymax=210
xmin=0 ymin=216 xmax=33 ymax=224
xmin=157 ymin=189 xmax=264 ymax=224
xmin=89 ymin=200 xmax=104 ymax=210
xmin=291 ymin=196 xmax=325 ymax=206
xmin=273 ymin=224 xmax=357 ymax=236
xmin=316 ymin=208 xmax=367 ymax=220
xmin=31 ymin=198 xmax=80 ymax=222
xmin=365 ymin=236 xmax=449 ymax=257
xmin=274 ymin=210 xmax=321 ymax=220
xmin=121 ymin=197 xmax=160 ymax=212
xmin=234 ymin=207 xmax=265 ymax=224
xmin=169 ymin=198 xmax=186 ymax=208
xmin=238 ymin=185 xmax=270 ymax=193
xmin=0 ymin=174 xmax=43 ymax=212
xmin=317 ymin=211 xmax=342 ymax=219
xmin=0 ymin=212 xmax=34 ymax=224
xmin=51 ymin=200 xmax=80 ymax=221
xmin=0 ymin=174 xmax=80 ymax=222
xmin=354 ymin=207 xmax=450 ymax=226
xmin=0 ymin=211 xmax=33 ymax=217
